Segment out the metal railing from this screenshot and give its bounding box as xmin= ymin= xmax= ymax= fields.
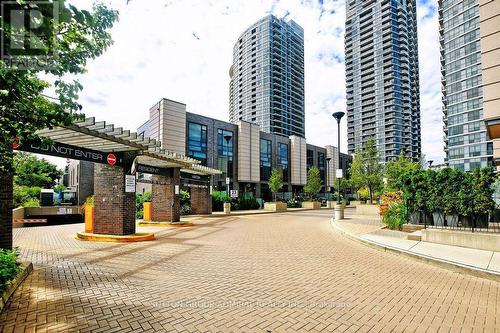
xmin=410 ymin=211 xmax=500 ymax=234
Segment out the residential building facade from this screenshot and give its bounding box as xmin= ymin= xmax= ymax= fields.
xmin=479 ymin=0 xmax=500 ymax=168
xmin=228 ymin=15 xmax=305 ymax=138
xmin=139 ymin=99 xmax=351 ymax=201
xmin=345 ymin=0 xmax=421 ymax=162
xmin=440 ymin=0 xmax=493 ymax=171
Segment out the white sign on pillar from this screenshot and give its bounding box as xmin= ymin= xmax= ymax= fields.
xmin=174 ymin=185 xmax=180 ymax=195
xmin=125 ymin=175 xmax=136 ymax=193
xmin=336 ymin=169 xmax=343 ymax=178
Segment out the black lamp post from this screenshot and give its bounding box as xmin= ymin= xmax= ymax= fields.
xmin=332 ymin=111 xmax=345 ymax=205
xmin=428 ymin=160 xmax=434 ymax=169
xmin=224 ymin=135 xmax=232 ymax=196
xmin=326 ymin=157 xmax=331 ymax=197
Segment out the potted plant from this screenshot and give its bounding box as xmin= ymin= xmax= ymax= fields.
xmin=264 ymin=169 xmax=287 ymax=212
xmin=302 ymin=166 xmax=322 ymax=209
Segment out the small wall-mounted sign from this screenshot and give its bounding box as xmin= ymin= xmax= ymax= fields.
xmin=174 ymin=185 xmax=180 ymax=195
xmin=125 ymin=175 xmax=136 ymax=193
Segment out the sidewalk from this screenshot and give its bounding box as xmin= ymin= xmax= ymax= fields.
xmin=331 ymin=212 xmax=500 ymax=281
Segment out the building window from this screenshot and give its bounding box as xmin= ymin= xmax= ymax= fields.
xmin=260 ymin=139 xmax=272 ymax=181
xmin=217 ymin=129 xmax=233 ymax=178
xmin=469 ymin=145 xmax=481 ymax=157
xmin=307 ymin=149 xmax=314 ymax=170
xmin=278 ymin=143 xmax=289 ymax=183
xmin=317 ymin=152 xmax=325 ymax=182
xmin=188 ymin=122 xmax=207 ymax=165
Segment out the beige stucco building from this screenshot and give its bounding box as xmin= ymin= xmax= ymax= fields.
xmin=480 ymin=0 xmax=500 ymax=166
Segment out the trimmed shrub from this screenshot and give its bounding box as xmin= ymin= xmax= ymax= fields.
xmin=212 ymin=190 xmax=231 ymax=212
xmin=287 ymin=198 xmax=302 ymax=208
xmin=383 ymin=202 xmax=407 ymax=230
xmin=0 ymin=249 xmax=20 ymax=294
xmin=237 ymin=196 xmax=260 ymax=210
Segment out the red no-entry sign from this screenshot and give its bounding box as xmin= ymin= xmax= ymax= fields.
xmin=12 ymin=137 xmax=20 ymax=149
xmin=107 ymin=153 xmax=117 ymax=165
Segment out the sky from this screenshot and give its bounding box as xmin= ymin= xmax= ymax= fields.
xmin=43 ymin=0 xmax=443 ymax=168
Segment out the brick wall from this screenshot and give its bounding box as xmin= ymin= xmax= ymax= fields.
xmin=0 ymin=174 xmax=13 ymax=249
xmin=152 ymin=168 xmax=180 ymax=222
xmin=93 ymin=164 xmax=135 ymax=235
xmin=191 ymin=186 xmax=212 ymax=215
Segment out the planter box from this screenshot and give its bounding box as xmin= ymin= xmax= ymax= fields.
xmin=355 ymin=204 xmax=380 ymax=217
xmin=0 ymin=263 xmax=33 ymax=313
xmin=264 ymin=202 xmax=287 ymax=212
xmin=302 ymin=201 xmax=321 ymax=209
xmin=421 ymin=228 xmax=500 ymax=252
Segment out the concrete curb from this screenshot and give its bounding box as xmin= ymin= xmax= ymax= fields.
xmin=187 ymin=207 xmax=322 ymax=219
xmin=0 ymin=262 xmax=33 ymax=313
xmin=330 ymin=218 xmax=500 ymax=282
xmin=76 ymin=232 xmax=155 ymax=243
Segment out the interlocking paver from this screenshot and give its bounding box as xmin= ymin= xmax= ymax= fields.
xmin=0 ymin=210 xmax=499 ymax=332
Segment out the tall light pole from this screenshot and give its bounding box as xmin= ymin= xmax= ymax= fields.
xmin=224 ymin=135 xmax=232 ymax=196
xmin=326 ymin=157 xmax=331 ymax=199
xmin=332 ymin=111 xmax=345 ymax=205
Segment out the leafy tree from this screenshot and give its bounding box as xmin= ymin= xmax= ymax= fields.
xmin=13 ymin=153 xmax=62 ymax=188
xmin=304 ymin=166 xmax=322 ymax=200
xmin=0 ymin=1 xmax=119 ymax=174
xmin=268 ymin=169 xmax=283 ymax=202
xmin=349 ymin=138 xmax=383 ymax=203
xmin=384 ymin=151 xmax=421 ymax=191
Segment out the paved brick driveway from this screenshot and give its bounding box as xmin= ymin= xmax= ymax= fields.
xmin=1 ymin=210 xmax=499 ymax=332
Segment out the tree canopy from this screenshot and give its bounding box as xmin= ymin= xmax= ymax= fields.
xmin=304 ymin=166 xmax=322 ymax=200
xmin=0 ymin=1 xmax=119 ymax=173
xmin=349 ymin=138 xmax=383 ymax=203
xmin=268 ymin=168 xmax=283 ymax=202
xmin=13 ymin=152 xmax=63 ymax=188
xmin=384 ymin=151 xmax=421 ymax=191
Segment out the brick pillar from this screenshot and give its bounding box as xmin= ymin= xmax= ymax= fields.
xmin=0 ymin=174 xmax=13 ymax=249
xmin=152 ymin=168 xmax=180 ymax=222
xmin=93 ymin=164 xmax=135 ymax=235
xmin=191 ymin=186 xmax=212 ymax=215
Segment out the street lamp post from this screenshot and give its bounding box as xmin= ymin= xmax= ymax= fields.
xmin=224 ymin=135 xmax=232 ymax=195
xmin=326 ymin=157 xmax=331 ymax=199
xmin=223 ymin=135 xmax=232 ymax=214
xmin=332 ymin=111 xmax=345 ymax=220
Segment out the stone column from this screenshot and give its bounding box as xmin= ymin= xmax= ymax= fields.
xmin=93 ymin=164 xmax=135 ymax=235
xmin=191 ymin=186 xmax=212 ymax=215
xmin=0 ymin=174 xmax=13 ymax=249
xmin=151 ymin=168 xmax=180 ymax=222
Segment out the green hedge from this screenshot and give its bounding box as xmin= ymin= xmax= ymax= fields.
xmin=0 ymin=249 xmax=20 ymax=294
xmin=400 ymin=167 xmax=497 ymax=222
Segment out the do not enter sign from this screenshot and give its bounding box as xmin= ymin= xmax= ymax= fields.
xmin=107 ymin=153 xmax=117 ymax=166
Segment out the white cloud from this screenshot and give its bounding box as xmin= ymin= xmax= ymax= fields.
xmin=44 ymin=0 xmax=443 ymax=168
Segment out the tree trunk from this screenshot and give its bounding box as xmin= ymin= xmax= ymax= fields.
xmin=368 ymin=185 xmax=373 ymax=204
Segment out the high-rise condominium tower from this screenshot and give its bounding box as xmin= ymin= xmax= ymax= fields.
xmin=345 ymin=0 xmax=421 ymax=162
xmin=229 ymin=15 xmax=305 ymax=138
xmin=440 ymin=0 xmax=493 ymax=171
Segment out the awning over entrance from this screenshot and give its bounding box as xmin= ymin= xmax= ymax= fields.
xmin=35 ymin=117 xmax=221 ymax=176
